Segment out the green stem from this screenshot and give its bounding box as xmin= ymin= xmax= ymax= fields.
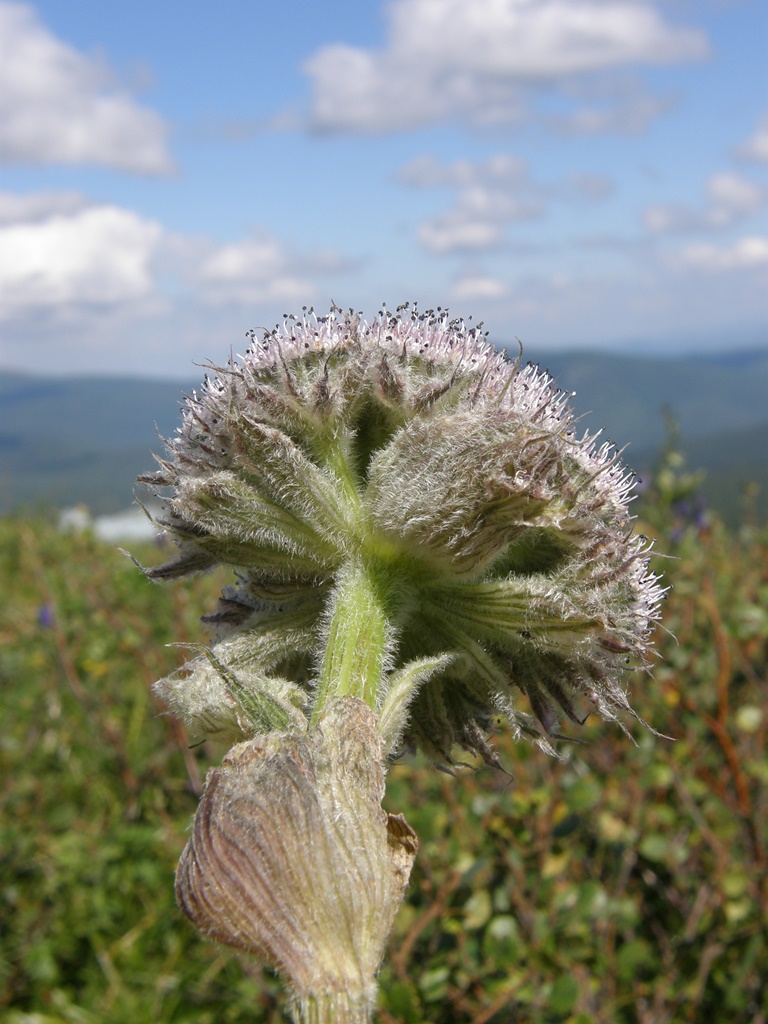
xmin=313 ymin=558 xmax=392 ymax=722
xmin=290 ymin=992 xmax=374 ymax=1024
xmin=312 ymin=425 xmax=362 ymax=510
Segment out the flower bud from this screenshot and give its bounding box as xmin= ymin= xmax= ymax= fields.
xmin=175 ymin=698 xmax=417 ymax=1021
xmin=142 ymin=304 xmax=664 ymax=762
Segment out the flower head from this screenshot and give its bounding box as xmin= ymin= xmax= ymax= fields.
xmin=142 ymin=304 xmax=663 ymax=765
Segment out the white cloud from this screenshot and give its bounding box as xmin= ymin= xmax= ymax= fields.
xmin=0 ymin=189 xmax=88 ymax=224
xmin=0 ymin=188 xmax=350 ymax=330
xmin=402 ymin=154 xmax=614 ymax=255
xmin=550 ymin=90 xmax=675 ymax=136
xmin=0 ymin=1 xmax=173 ymax=173
xmin=418 ymin=218 xmax=506 ymax=254
xmin=456 ymin=257 xmax=768 ymax=353
xmin=676 ymin=236 xmax=768 ymax=273
xmin=452 ymin=274 xmax=508 ymax=300
xmin=302 ymin=0 xmax=709 ymax=134
xmin=0 ymin=202 xmax=163 ymax=317
xmin=706 ymin=172 xmax=765 ymax=215
xmin=643 ymin=205 xmax=691 ymax=232
xmin=401 ymin=154 xmax=547 ymax=253
xmin=0 ymin=193 xmax=355 ymax=375
xmin=398 ymin=153 xmax=528 ymax=189
xmin=197 ymin=233 xmax=347 ymax=306
xmin=737 ymin=111 xmax=768 ymax=163
xmin=567 ymin=173 xmax=615 ymax=201
xmin=419 ymin=188 xmax=546 ymax=254
xmin=644 ymin=172 xmax=766 ymax=232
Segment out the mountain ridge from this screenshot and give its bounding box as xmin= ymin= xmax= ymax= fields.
xmin=2 ymin=348 xmax=766 ymax=522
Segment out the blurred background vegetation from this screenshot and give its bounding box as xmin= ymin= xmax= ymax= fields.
xmin=1 ymin=452 xmax=767 ymax=1023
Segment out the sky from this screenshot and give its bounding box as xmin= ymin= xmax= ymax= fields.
xmin=0 ymin=0 xmax=767 ymax=379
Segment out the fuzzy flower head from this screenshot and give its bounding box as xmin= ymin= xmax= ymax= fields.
xmin=142 ymin=304 xmax=664 ymax=765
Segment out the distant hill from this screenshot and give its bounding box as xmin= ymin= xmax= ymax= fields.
xmin=642 ymin=419 xmax=768 ymax=526
xmin=534 ymin=347 xmax=768 ymax=451
xmin=1 ymin=348 xmax=767 ymax=523
xmin=0 ymin=374 xmax=189 ymax=515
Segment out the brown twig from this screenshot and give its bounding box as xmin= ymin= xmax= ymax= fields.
xmin=390 ymin=867 xmax=463 ymax=978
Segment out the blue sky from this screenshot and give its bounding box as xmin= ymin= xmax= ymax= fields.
xmin=1 ymin=0 xmax=766 ymax=378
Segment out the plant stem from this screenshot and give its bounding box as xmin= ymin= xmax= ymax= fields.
xmin=313 ymin=557 xmax=392 ymax=720
xmin=290 ymin=992 xmax=374 ymax=1024
xmin=309 ymin=424 xmax=362 ymax=513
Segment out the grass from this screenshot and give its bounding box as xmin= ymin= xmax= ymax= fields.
xmin=1 ymin=503 xmax=767 ymax=1023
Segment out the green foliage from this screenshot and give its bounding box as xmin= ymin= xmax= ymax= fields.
xmin=0 ymin=522 xmax=283 ymax=1022
xmin=637 ymin=407 xmax=706 ymax=535
xmin=2 ymin=510 xmax=767 ymax=1022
